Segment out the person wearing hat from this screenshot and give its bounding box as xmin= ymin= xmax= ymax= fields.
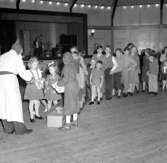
xmin=0 ymin=40 xmax=33 ymax=135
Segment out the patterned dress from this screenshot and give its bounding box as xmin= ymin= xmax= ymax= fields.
xmin=24 ymin=69 xmax=44 ymax=100
xmin=45 ymin=75 xmax=61 ymax=101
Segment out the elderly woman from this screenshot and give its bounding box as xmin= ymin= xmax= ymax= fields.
xmin=58 ymin=52 xmax=79 ymax=129
xmin=0 ymin=40 xmax=32 ymax=135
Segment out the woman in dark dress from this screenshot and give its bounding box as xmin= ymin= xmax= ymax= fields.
xmin=58 ymin=52 xmax=79 ymax=129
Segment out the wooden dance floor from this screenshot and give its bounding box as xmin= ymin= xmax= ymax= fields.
xmin=1 ymin=92 xmax=167 ymax=163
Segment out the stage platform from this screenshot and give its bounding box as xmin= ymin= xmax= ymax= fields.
xmin=1 ymin=92 xmax=167 ymax=163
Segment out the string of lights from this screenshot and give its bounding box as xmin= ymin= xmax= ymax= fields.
xmin=8 ymin=0 xmax=167 ymax=11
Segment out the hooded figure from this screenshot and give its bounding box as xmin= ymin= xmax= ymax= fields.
xmin=0 ymin=40 xmax=33 ymax=135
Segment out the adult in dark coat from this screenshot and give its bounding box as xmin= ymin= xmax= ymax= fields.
xmin=58 ymin=52 xmax=79 ymax=129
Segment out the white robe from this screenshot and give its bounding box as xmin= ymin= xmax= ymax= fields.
xmin=0 ymin=49 xmax=32 ymax=123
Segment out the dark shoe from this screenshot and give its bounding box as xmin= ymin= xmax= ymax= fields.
xmin=30 ymin=119 xmax=35 ymax=123
xmin=15 ymin=129 xmax=33 ymax=135
xmin=35 ymin=115 xmax=44 ymax=120
xmin=106 ymin=97 xmax=112 ymax=100
xmin=153 ymin=92 xmax=158 ymax=96
xmin=97 ymin=101 xmax=100 ymax=105
xmin=89 ymin=101 xmax=94 ymax=105
xmin=122 ymin=93 xmax=128 ymax=97
xmin=128 ymin=92 xmax=133 ymax=96
xmin=4 ymin=129 xmax=15 ymax=134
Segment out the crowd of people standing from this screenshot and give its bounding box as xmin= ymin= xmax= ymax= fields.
xmin=1 ymin=40 xmax=167 ymax=134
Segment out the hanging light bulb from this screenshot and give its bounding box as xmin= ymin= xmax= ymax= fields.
xmin=155 ymin=4 xmax=159 ymax=7
xmin=147 ymin=4 xmax=151 ymax=8
xmin=165 ymin=4 xmax=167 ymax=7
xmin=64 ymin=3 xmax=69 ymax=7
xmin=139 ymin=5 xmax=143 ymax=8
xmin=56 ymin=2 xmax=60 ymax=6
xmin=123 ymin=6 xmax=127 ymax=9
xmin=48 ymin=1 xmax=52 ymax=5
xmin=100 ymin=6 xmax=104 ymax=10
xmin=107 ymin=6 xmax=111 ymax=10
xmin=130 ymin=5 xmax=134 ymax=9
xmin=94 ymin=5 xmax=98 ymax=9
xmin=22 ymin=0 xmax=26 ymax=2
xmin=80 ymin=4 xmax=85 ymax=8
xmin=40 ymin=0 xmax=43 ymax=4
xmin=74 ymin=4 xmax=77 ymax=8
xmin=87 ymin=5 xmax=91 ymax=8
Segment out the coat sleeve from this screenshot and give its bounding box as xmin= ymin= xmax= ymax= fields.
xmin=57 ymin=66 xmax=69 ymax=87
xmin=16 ymin=56 xmax=32 ymax=81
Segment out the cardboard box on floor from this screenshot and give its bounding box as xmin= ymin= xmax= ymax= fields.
xmin=47 ymin=107 xmax=64 ymax=128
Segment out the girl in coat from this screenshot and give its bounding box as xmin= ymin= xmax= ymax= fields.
xmin=147 ymin=54 xmax=159 ymax=95
xmin=141 ymin=49 xmax=150 ymax=92
xmin=161 ymin=60 xmax=167 ymax=91
xmin=58 ymin=52 xmax=79 ymax=129
xmin=24 ymin=57 xmax=44 ymax=122
xmin=103 ymin=46 xmax=118 ymax=100
xmin=128 ymin=45 xmax=140 ymax=95
xmin=44 ymin=61 xmax=61 ymax=112
xmin=113 ymin=48 xmax=124 ymax=98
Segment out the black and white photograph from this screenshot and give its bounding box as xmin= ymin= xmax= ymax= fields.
xmin=1 ymin=0 xmax=167 ymax=162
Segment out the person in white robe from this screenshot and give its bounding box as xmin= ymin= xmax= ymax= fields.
xmin=0 ymin=40 xmax=33 ymax=135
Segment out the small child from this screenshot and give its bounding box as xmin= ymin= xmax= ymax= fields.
xmin=161 ymin=60 xmax=167 ymax=90
xmin=85 ymin=59 xmax=96 ymax=102
xmin=44 ymin=61 xmax=61 ymax=112
xmin=24 ymin=57 xmax=44 ymax=122
xmin=147 ymin=55 xmax=159 ymax=95
xmin=89 ymin=60 xmax=104 ymax=105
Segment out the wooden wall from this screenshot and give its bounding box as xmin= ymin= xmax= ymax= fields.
xmin=1 ymin=1 xmax=167 ymax=54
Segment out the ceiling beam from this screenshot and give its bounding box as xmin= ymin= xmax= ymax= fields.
xmin=160 ymin=0 xmax=164 ymax=25
xmin=111 ymin=0 xmax=119 ymax=26
xmin=16 ymin=0 xmax=21 ymax=10
xmin=69 ymin=0 xmax=78 ymax=13
xmin=160 ymin=0 xmax=164 ymax=10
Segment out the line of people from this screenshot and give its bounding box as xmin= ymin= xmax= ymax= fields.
xmin=86 ymin=44 xmax=167 ymax=105
xmin=1 ymin=39 xmax=167 ymax=134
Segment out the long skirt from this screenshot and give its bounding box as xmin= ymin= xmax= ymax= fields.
xmin=148 ymin=74 xmax=158 ymax=93
xmin=64 ymin=81 xmax=79 ymax=115
xmin=0 ymin=74 xmax=24 ymax=123
xmin=122 ymin=70 xmax=129 ymax=93
xmin=104 ymin=68 xmax=113 ymax=99
xmin=113 ymin=72 xmax=122 ymax=90
xmin=128 ymin=69 xmax=139 ymax=84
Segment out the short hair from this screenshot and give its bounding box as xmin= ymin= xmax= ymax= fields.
xmin=96 ymin=60 xmax=103 ymax=65
xmin=48 ymin=61 xmax=57 ymax=68
xmin=115 ymin=48 xmax=123 ymax=53
xmin=162 ymin=46 xmax=167 ymax=54
xmin=28 ymin=57 xmax=39 ymax=69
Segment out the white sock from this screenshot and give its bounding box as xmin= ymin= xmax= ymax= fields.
xmin=73 ymin=113 xmax=78 ymax=121
xmin=66 ymin=115 xmax=71 ymax=124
